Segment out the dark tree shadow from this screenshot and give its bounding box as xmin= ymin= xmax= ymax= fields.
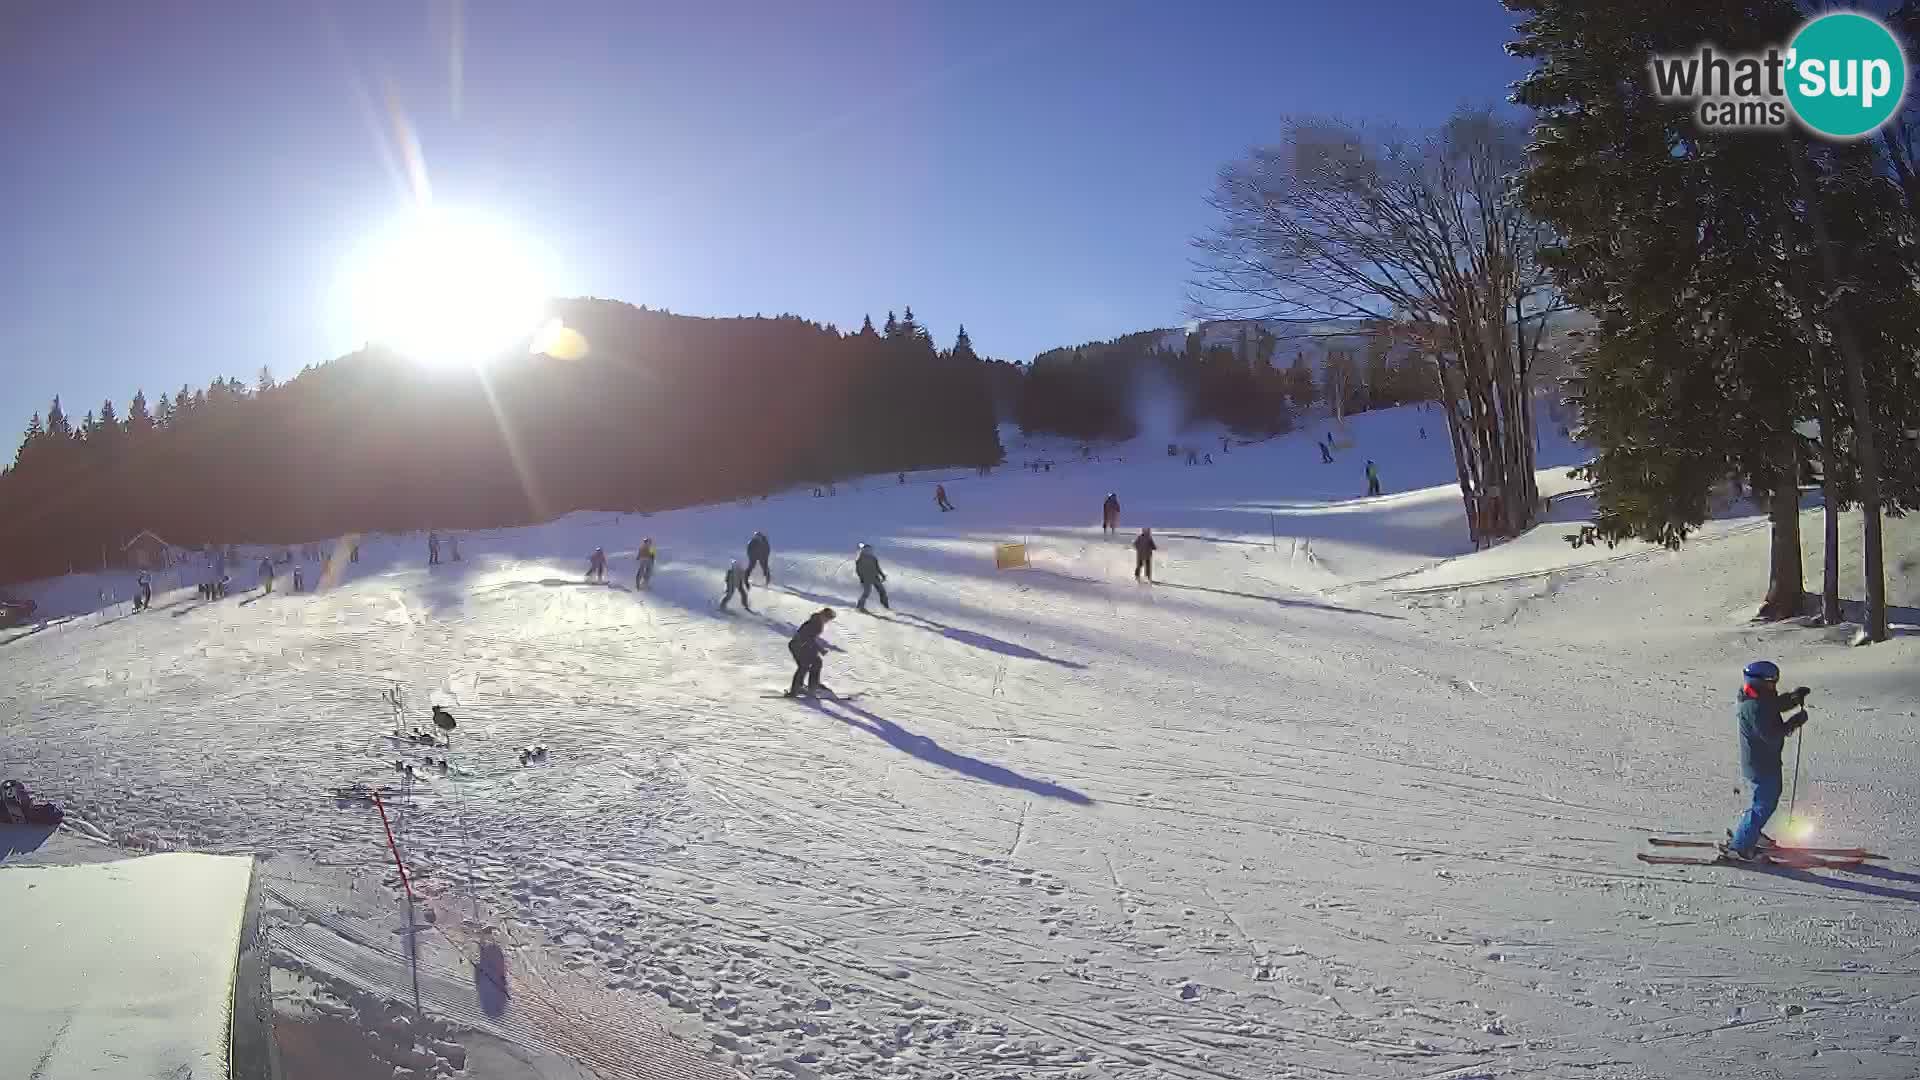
xmin=238 ymin=593 xmax=270 ymax=607
xmin=0 ymin=623 xmax=53 ymax=646
xmin=823 ymin=698 xmax=1093 ymax=805
xmin=889 ymin=612 xmax=1087 ymax=668
xmin=474 ymin=941 xmax=511 ymax=1017
xmin=0 ymin=824 xmax=55 ymax=861
xmin=1156 ymin=581 xmax=1404 ymax=620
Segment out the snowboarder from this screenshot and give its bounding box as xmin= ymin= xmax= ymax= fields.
xmin=1720 ymin=661 xmax=1812 ymax=862
xmin=855 ymin=543 xmax=890 ymax=612
xmin=1102 ymin=493 xmax=1121 ymax=535
xmin=587 ymin=547 xmax=607 ymax=582
xmin=259 ymin=556 xmax=275 ymax=593
xmin=1365 ymin=460 xmax=1381 ymax=496
xmin=935 ymin=484 xmax=955 ymax=512
xmin=746 ymin=531 xmax=772 ymax=584
xmin=1132 ymin=527 xmax=1157 ymax=582
xmin=786 ymin=607 xmax=836 ymax=697
xmin=720 ymin=560 xmax=753 ymax=612
xmin=428 ymin=531 xmax=440 ymax=566
xmin=635 ymin=538 xmax=657 ymax=588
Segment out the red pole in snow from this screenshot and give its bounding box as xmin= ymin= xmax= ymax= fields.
xmin=371 ymin=792 xmax=416 ymax=901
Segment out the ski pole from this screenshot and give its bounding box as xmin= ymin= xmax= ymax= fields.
xmin=1786 ymin=725 xmax=1805 ymax=826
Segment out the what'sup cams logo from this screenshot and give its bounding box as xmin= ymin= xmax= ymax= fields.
xmin=1650 ymin=11 xmax=1908 ymax=139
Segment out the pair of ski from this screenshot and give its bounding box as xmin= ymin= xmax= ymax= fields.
xmin=1637 ymin=836 xmax=1884 ymax=870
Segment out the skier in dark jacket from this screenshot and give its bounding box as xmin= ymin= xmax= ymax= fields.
xmin=134 ymin=571 xmax=153 ymax=611
xmin=1132 ymin=527 xmax=1157 ymax=582
xmin=786 ymin=607 xmax=837 ymax=697
xmin=1722 ymin=660 xmax=1811 ymax=860
xmin=1102 ymin=493 xmax=1120 ymax=535
xmin=259 ymin=556 xmax=275 ymax=593
xmin=720 ymin=560 xmax=753 ymax=612
xmin=746 ymin=531 xmax=772 ymax=584
xmin=428 ymin=531 xmax=440 ymax=566
xmin=1365 ymin=460 xmax=1382 ymax=496
xmin=587 ymin=547 xmax=607 ymax=582
xmin=854 ymin=543 xmax=889 ymax=612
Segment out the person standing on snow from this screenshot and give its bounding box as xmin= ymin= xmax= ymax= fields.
xmin=428 ymin=531 xmax=440 ymax=566
xmin=635 ymin=538 xmax=657 ymax=588
xmin=1365 ymin=460 xmax=1382 ymax=496
xmin=587 ymin=547 xmax=607 ymax=582
xmin=1720 ymin=661 xmax=1811 ymax=861
xmin=934 ymin=484 xmax=955 ymax=512
xmin=259 ymin=556 xmax=276 ymax=593
xmin=746 ymin=531 xmax=772 ymax=584
xmin=1132 ymin=527 xmax=1157 ymax=582
xmin=720 ymin=560 xmax=753 ymax=612
xmin=1102 ymin=493 xmax=1121 ymax=535
xmin=786 ymin=607 xmax=836 ymax=697
xmin=854 ymin=543 xmax=890 ymax=612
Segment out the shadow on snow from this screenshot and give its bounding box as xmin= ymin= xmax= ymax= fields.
xmin=822 ymin=697 xmax=1093 ymax=806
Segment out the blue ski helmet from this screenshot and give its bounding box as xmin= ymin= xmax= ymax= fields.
xmin=1742 ymin=660 xmax=1781 ymax=682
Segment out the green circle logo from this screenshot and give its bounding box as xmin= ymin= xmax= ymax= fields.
xmin=1786 ymin=12 xmax=1907 ymax=139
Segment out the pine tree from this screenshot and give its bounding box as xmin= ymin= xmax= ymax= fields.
xmin=859 ymin=314 xmax=878 ymax=338
xmin=155 ymin=392 xmax=173 ymax=429
xmin=99 ymin=399 xmax=118 ymax=431
xmin=1512 ymin=0 xmax=1814 ymax=614
xmin=128 ymin=390 xmax=153 ymax=436
xmin=47 ymin=396 xmax=70 ymax=438
xmin=951 ymin=325 xmax=979 ymax=363
xmin=257 ymin=366 xmax=276 ymax=393
xmin=883 ymin=311 xmax=899 ymax=338
xmin=15 ymin=412 xmax=43 ymax=468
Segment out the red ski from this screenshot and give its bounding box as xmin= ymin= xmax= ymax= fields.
xmin=1645 ymin=837 xmax=1883 ymax=860
xmin=1637 ymin=851 xmax=1865 ymax=870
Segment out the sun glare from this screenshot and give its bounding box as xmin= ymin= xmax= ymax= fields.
xmin=348 ymin=208 xmax=551 ymax=367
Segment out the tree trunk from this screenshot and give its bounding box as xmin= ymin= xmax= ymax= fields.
xmin=1815 ymin=367 xmax=1843 ymax=626
xmin=1792 ymin=143 xmax=1889 ymax=642
xmin=1759 ymin=426 xmax=1804 ymax=621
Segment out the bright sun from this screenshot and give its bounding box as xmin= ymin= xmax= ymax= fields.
xmin=348 ymin=207 xmax=551 ymax=366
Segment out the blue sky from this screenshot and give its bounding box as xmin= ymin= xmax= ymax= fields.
xmin=0 ymin=1 xmax=1526 ymax=437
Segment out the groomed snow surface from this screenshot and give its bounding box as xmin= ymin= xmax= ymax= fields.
xmin=6 ymin=403 xmax=1920 ymax=1080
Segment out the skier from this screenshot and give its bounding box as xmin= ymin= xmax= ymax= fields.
xmin=428 ymin=531 xmax=440 ymax=566
xmin=259 ymin=556 xmax=275 ymax=593
xmin=635 ymin=538 xmax=657 ymax=588
xmin=1419 ymin=426 xmax=1427 ymax=440
xmin=935 ymin=484 xmax=955 ymax=512
xmin=854 ymin=543 xmax=889 ymax=612
xmin=1319 ymin=440 xmax=1334 ymax=464
xmin=720 ymin=559 xmax=753 ymax=612
xmin=350 ymin=542 xmax=360 ymax=564
xmin=1132 ymin=527 xmax=1157 ymax=582
xmin=746 ymin=531 xmax=772 ymax=584
xmin=1365 ymin=459 xmax=1382 ymax=496
xmin=133 ymin=571 xmax=152 ymax=611
xmin=1102 ymin=493 xmax=1120 ymax=535
xmin=786 ymin=607 xmax=837 ymax=697
xmin=587 ymin=547 xmax=607 ymax=583
xmin=1720 ymin=661 xmax=1812 ymax=862
xmin=292 ymin=563 xmax=306 ymax=593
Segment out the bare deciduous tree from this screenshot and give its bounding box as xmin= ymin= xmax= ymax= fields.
xmin=1190 ymin=108 xmax=1566 ymax=540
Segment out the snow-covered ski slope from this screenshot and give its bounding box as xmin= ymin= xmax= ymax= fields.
xmin=6 ymin=403 xmax=1920 ymax=1080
